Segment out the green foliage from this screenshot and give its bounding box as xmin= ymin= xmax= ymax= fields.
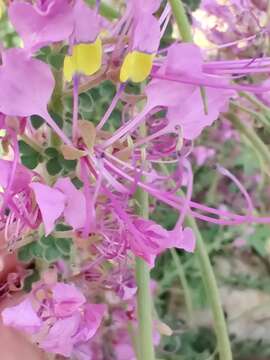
xmin=17 ymin=235 xmax=73 ymax=264
xmin=31 ymin=115 xmax=44 ymax=129
xmin=247 ymin=224 xmax=270 ymax=257
xmin=23 ymin=270 xmax=40 ymax=293
xmin=46 ymin=157 xmax=62 ymax=175
xmin=19 ymin=140 xmax=43 ymax=170
xmin=45 ymin=146 xmax=77 ymax=175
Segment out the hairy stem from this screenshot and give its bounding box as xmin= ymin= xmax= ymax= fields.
xmin=135 ymin=126 xmax=155 ymax=360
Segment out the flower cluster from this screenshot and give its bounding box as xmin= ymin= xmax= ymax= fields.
xmin=0 ymin=0 xmax=270 ymax=358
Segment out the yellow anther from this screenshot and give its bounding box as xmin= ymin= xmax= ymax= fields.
xmin=120 ymin=51 xmax=154 ymax=83
xmin=64 ymin=37 xmax=102 ymax=82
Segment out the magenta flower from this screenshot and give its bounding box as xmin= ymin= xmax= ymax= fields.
xmin=30 ymin=177 xmax=86 ymax=235
xmin=2 ymin=297 xmax=42 ymax=334
xmin=128 ymin=217 xmax=195 ymax=267
xmin=2 ymin=282 xmax=106 ymax=357
xmin=0 ymin=159 xmax=32 ymax=195
xmin=9 ymin=0 xmax=74 ymax=51
xmin=0 ymin=48 xmax=71 ymax=144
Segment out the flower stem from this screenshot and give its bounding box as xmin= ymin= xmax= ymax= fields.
xmin=135 ymin=125 xmax=155 ymax=360
xmin=166 ymin=2 xmax=232 ymax=357
xmin=170 ymin=249 xmax=194 ymax=327
xmin=186 ymin=216 xmax=232 ymax=360
xmin=168 ymin=0 xmax=193 ymax=42
xmin=225 ymin=112 xmax=270 ymax=169
xmin=87 ymin=0 xmax=119 ymax=20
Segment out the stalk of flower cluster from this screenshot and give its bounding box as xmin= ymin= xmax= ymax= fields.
xmin=168 ymin=1 xmax=233 ymax=359
xmin=170 ymin=248 xmax=194 ymax=327
xmin=226 ymin=111 xmax=270 ymax=174
xmin=87 ymin=0 xmax=119 ymax=20
xmin=135 ymin=125 xmax=155 ymax=360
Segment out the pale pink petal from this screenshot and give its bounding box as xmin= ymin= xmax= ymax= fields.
xmin=73 ymin=0 xmax=101 ymax=43
xmin=2 ymin=298 xmax=42 ymax=334
xmin=0 ymin=160 xmax=31 ymax=193
xmin=30 ymin=182 xmax=66 ymax=235
xmin=181 ymin=227 xmax=196 ymax=252
xmin=54 ymin=177 xmax=86 ymax=230
xmin=74 ymin=304 xmax=106 ymax=343
xmin=133 ymin=15 xmax=160 ymax=53
xmin=52 ymin=282 xmax=86 ymax=317
xmin=9 ymin=0 xmax=73 ymax=51
xmin=41 ymin=314 xmax=80 ymax=357
xmin=0 ymin=49 xmax=55 ymax=117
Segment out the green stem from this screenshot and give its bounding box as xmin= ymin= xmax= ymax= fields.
xmin=186 ymin=216 xmax=232 ymax=360
xmin=170 ymin=249 xmax=194 ymax=327
xmin=87 ymin=0 xmax=119 ymax=20
xmin=49 ymin=68 xmax=64 ymax=147
xmin=168 ymin=0 xmax=193 ymax=42
xmin=225 ymin=112 xmax=270 ymax=169
xmin=230 ymin=102 xmax=270 ymax=133
xmin=135 ymin=186 xmax=155 ymax=360
xmin=163 ymin=3 xmax=232 ymax=356
xmin=135 ymin=124 xmax=155 ymax=360
xmin=239 ymin=92 xmax=270 ymax=115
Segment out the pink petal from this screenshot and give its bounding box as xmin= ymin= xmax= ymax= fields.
xmin=181 ymin=227 xmax=196 ymax=252
xmin=54 ymin=177 xmax=86 ymax=230
xmin=133 ymin=15 xmax=160 ymax=53
xmin=73 ymin=304 xmax=106 ymax=343
xmin=30 ymin=182 xmax=66 ymax=235
xmin=167 ymin=85 xmax=233 ymax=140
xmin=2 ymin=298 xmax=42 ymax=334
xmin=73 ymin=0 xmax=101 ymax=43
xmin=0 ymin=160 xmax=31 ymax=193
xmin=52 ymin=282 xmax=86 ymax=317
xmin=41 ymin=314 xmax=81 ymax=357
xmin=0 ymin=49 xmax=55 ymax=118
xmin=133 ymin=0 xmax=161 ymax=14
xmin=163 ymin=43 xmax=203 ymax=77
xmin=9 ymin=0 xmax=73 ymax=51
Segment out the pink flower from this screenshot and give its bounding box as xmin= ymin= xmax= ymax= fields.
xmin=30 ymin=177 xmax=86 ymax=235
xmin=1 ymin=282 xmax=106 ymax=357
xmin=0 ymin=48 xmax=71 ymax=144
xmin=9 ymin=0 xmax=74 ymax=51
xmin=2 ymin=297 xmax=42 ymax=334
xmin=128 ymin=217 xmax=196 ymax=267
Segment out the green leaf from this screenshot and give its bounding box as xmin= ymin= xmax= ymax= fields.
xmin=55 ymin=224 xmax=73 ymax=231
xmin=23 ymin=270 xmax=40 ymax=293
xmin=48 ymin=53 xmax=65 ymax=70
xmin=30 ymin=242 xmax=44 ymax=258
xmin=17 ymin=244 xmax=33 ymax=263
xmin=45 ymin=147 xmax=59 ymax=158
xmin=21 ymin=155 xmax=39 ymax=170
xmin=248 ymin=225 xmax=270 ymax=256
xmin=40 ymin=235 xmax=55 ymax=247
xmin=19 ymin=140 xmax=38 ymax=156
xmin=71 ymin=177 xmax=84 ymax=189
xmin=30 ymin=115 xmax=44 ymax=129
xmin=49 ymin=111 xmax=63 ymax=129
xmin=79 ymin=92 xmax=94 ymax=112
xmin=46 ymin=158 xmax=62 ymax=175
xmin=55 ymin=238 xmax=72 ymax=255
xmin=58 ymin=155 xmax=77 ymax=171
xmin=44 ymin=245 xmax=61 ymax=262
